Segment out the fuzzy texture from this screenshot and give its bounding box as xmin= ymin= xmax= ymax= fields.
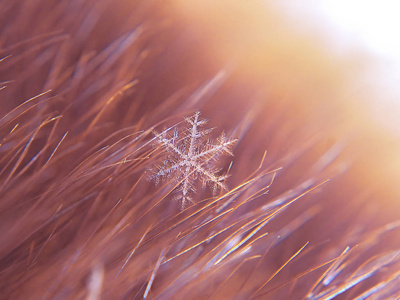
xmin=1 ymin=1 xmax=400 ymax=299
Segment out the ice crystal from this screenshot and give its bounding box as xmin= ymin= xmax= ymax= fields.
xmin=151 ymin=111 xmax=237 ymax=208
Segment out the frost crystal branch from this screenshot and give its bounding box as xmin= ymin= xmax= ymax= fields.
xmin=151 ymin=111 xmax=237 ymax=208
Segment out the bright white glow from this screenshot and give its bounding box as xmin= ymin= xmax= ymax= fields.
xmin=274 ymin=1 xmax=400 ymax=62
xmin=318 ymin=1 xmax=400 ymax=61
xmin=272 ymin=0 xmax=400 ymax=132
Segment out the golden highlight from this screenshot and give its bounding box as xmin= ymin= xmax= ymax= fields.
xmin=0 ymin=1 xmax=399 ymax=299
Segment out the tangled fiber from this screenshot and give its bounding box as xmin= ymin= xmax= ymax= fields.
xmin=1 ymin=1 xmax=400 ymax=299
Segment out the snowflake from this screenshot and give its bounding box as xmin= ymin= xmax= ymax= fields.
xmin=151 ymin=111 xmax=237 ymax=208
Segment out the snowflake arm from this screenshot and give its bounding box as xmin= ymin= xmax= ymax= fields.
xmin=150 ymin=111 xmax=236 ymax=208
xmin=193 ymin=133 xmax=236 ymax=160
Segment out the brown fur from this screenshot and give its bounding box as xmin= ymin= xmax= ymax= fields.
xmin=1 ymin=1 xmax=400 ymax=299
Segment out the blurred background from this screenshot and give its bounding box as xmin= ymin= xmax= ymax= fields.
xmin=1 ymin=0 xmax=400 ymax=298
xmin=171 ymin=0 xmax=400 ymax=212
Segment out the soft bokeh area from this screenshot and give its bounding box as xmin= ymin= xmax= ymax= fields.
xmin=170 ymin=0 xmax=400 ymax=211
xmin=1 ymin=1 xmax=400 ymax=299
